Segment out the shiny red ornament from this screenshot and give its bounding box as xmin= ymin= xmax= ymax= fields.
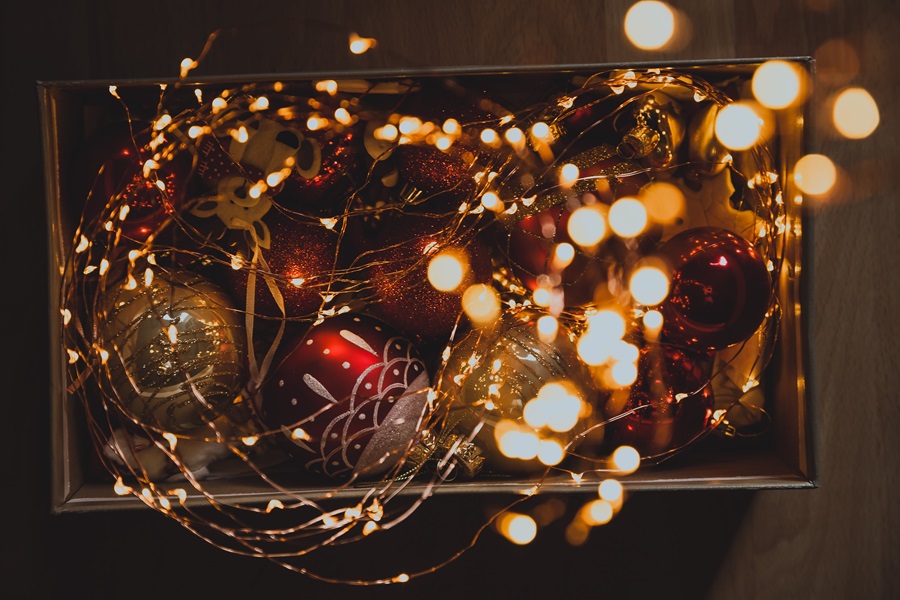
xmin=226 ymin=211 xmax=340 ymax=318
xmin=281 ymin=127 xmax=361 ymax=210
xmin=82 ymin=125 xmax=191 ymax=243
xmin=659 ymin=226 xmax=771 ymax=350
xmin=366 ymin=216 xmax=493 ymax=339
xmin=261 ymin=313 xmax=431 ymax=479
xmin=609 ymin=342 xmax=714 ymax=457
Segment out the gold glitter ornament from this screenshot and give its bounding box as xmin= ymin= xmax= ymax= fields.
xmin=100 ymin=271 xmax=247 ymax=432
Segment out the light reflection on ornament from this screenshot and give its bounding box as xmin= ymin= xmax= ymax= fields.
xmin=794 ymin=154 xmax=837 ymax=196
xmin=832 ymin=87 xmax=880 ymax=139
xmin=624 ymin=1 xmax=675 ymax=50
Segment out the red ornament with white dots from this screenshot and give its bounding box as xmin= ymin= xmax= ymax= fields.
xmin=261 ymin=313 xmax=431 ymax=479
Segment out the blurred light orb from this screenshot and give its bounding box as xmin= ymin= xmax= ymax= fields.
xmin=462 ymin=284 xmax=501 ymax=325
xmin=833 ymin=87 xmax=880 ymax=139
xmin=642 ymin=309 xmax=664 ymax=330
xmin=629 ymin=266 xmax=670 ymax=306
xmin=624 ymin=1 xmax=675 ymax=50
xmin=567 ymin=206 xmax=607 ymax=247
xmin=752 ymin=60 xmax=804 ymax=109
xmin=598 ymin=478 xmax=624 ymax=502
xmin=641 ymin=181 xmax=685 ymax=224
xmin=587 ymin=309 xmax=626 ymax=339
xmin=715 ymin=103 xmax=763 ymax=150
xmin=610 ymin=361 xmax=638 ymax=387
xmin=427 ymin=252 xmax=466 ymax=292
xmin=794 ymin=154 xmax=837 ymax=196
xmin=500 ymin=513 xmax=538 ymax=545
xmin=583 ymin=499 xmax=614 ymax=525
xmin=537 ymin=439 xmax=566 ymax=465
xmin=608 ymin=198 xmax=647 ymax=237
xmin=612 ymin=445 xmax=641 ymax=474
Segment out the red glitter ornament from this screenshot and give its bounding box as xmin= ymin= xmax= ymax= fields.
xmin=607 ymin=342 xmax=715 ymax=457
xmin=366 ymin=215 xmax=493 ymax=339
xmin=226 ymin=210 xmax=340 ymax=318
xmin=393 ymin=144 xmax=476 ymax=212
xmin=659 ymin=226 xmax=771 ymax=350
xmin=82 ymin=124 xmax=191 ymax=244
xmin=281 ymin=127 xmax=361 ymax=210
xmin=261 ymin=313 xmax=431 ymax=479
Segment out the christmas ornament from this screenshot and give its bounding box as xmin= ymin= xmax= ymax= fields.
xmin=195 ymin=117 xmax=320 ymax=189
xmin=659 ymin=226 xmax=771 ymax=350
xmin=393 ymin=144 xmax=476 ymax=212
xmin=606 ymin=342 xmax=714 ymax=457
xmin=443 ymin=309 xmax=596 ymax=474
xmin=225 ymin=209 xmax=341 ymax=318
xmin=366 ymin=215 xmax=492 ymax=338
xmin=685 ymin=101 xmax=730 ymax=181
xmin=280 ymin=127 xmax=361 ymax=212
xmin=82 ymin=124 xmax=192 ymax=243
xmin=614 ymin=91 xmax=685 ymax=169
xmin=100 ymin=270 xmax=247 ymax=432
xmin=261 ymin=313 xmax=431 ymax=479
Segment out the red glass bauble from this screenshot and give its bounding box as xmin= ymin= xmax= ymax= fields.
xmin=82 ymin=124 xmax=191 ymax=244
xmin=608 ymin=342 xmax=714 ymax=457
xmin=280 ymin=127 xmax=363 ymax=213
xmin=367 ymin=215 xmax=493 ymax=339
xmin=659 ymin=226 xmax=771 ymax=350
xmin=225 ymin=211 xmax=340 ymax=318
xmin=261 ymin=313 xmax=431 ymax=479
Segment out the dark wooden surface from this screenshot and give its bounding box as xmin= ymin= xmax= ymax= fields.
xmin=5 ymin=1 xmax=899 ymax=597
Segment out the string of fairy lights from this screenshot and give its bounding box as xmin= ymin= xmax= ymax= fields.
xmin=56 ymin=2 xmax=879 ymax=585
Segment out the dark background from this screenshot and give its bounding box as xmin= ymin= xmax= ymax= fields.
xmin=5 ymin=1 xmax=899 ymax=597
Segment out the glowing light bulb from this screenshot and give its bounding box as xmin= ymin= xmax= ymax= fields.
xmin=499 ymin=513 xmax=538 ymax=545
xmin=496 ymin=422 xmax=539 ymax=460
xmin=610 ymin=361 xmax=638 ymax=387
xmin=427 ymin=251 xmax=466 ymax=292
xmin=537 ymin=315 xmax=558 ymax=342
xmin=624 ymin=1 xmax=675 ymax=50
xmin=642 ymin=309 xmax=663 ymax=331
xmin=537 ymin=439 xmax=566 ymax=466
xmin=608 ymin=198 xmax=647 ymax=238
xmin=462 ymin=284 xmax=501 ymax=325
xmin=531 ymin=122 xmax=551 ymax=140
xmin=587 ymin=310 xmax=626 ymax=339
xmin=552 ymin=243 xmax=575 ymax=270
xmin=315 ymin=80 xmax=338 ymax=95
xmin=559 ymin=163 xmax=579 ymax=187
xmin=794 ymin=154 xmax=837 ymax=196
xmin=641 ymin=181 xmax=685 ymax=224
xmin=611 ymin=340 xmax=640 ymax=364
xmin=567 ymin=206 xmax=607 ymax=247
xmin=612 ymin=445 xmax=641 ymax=474
xmin=598 ymin=479 xmax=624 ymax=502
xmin=349 ymin=33 xmax=376 ymax=54
xmin=832 ymin=87 xmax=880 ymax=139
xmin=505 ymin=127 xmax=524 ymax=146
xmin=752 ymin=60 xmax=804 ymax=109
xmin=577 ymin=332 xmax=614 ymax=366
xmin=583 ymin=499 xmax=615 ymax=525
xmin=480 ymin=191 xmax=502 ymax=211
xmin=629 ymin=266 xmax=670 ymax=306
xmin=715 ymin=103 xmax=764 ymax=150
xmin=442 ymin=119 xmax=460 ymax=135
xmin=480 ymin=128 xmax=500 ymax=145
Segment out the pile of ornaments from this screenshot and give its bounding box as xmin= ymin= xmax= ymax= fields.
xmin=72 ymin=70 xmax=781 ymax=487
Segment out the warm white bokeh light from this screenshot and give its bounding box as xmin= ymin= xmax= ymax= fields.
xmin=499 ymin=513 xmax=538 ymax=545
xmin=832 ymin=87 xmax=880 ymax=139
xmin=531 ymin=122 xmax=551 ymax=140
xmin=496 ymin=421 xmax=540 ymax=460
xmin=715 ymin=103 xmax=764 ymax=150
xmin=612 ymin=445 xmax=641 ymax=474
xmin=642 ymin=309 xmax=664 ymax=331
xmin=552 ymin=243 xmax=576 ymax=270
xmin=427 ymin=252 xmax=466 ymax=292
xmin=752 ymin=60 xmax=804 ymax=109
xmin=462 ymin=284 xmax=501 ymax=325
xmin=583 ymin=500 xmax=615 ymax=525
xmin=537 ymin=439 xmax=566 ymax=466
xmin=608 ymin=198 xmax=647 ymax=237
xmin=629 ymin=266 xmax=670 ymax=306
xmin=567 ymin=206 xmax=607 ymax=248
xmin=624 ymin=1 xmax=675 ymax=50
xmin=587 ymin=310 xmax=626 ymax=339
xmin=598 ymin=478 xmax=624 ymax=502
xmin=641 ymin=181 xmax=685 ymax=225
xmin=610 ymin=361 xmax=638 ymax=387
xmin=560 ymin=163 xmax=580 ymax=187
xmin=577 ymin=332 xmax=615 ymax=366
xmin=794 ymin=154 xmax=837 ymax=196
xmin=537 ymin=315 xmax=559 ymax=342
